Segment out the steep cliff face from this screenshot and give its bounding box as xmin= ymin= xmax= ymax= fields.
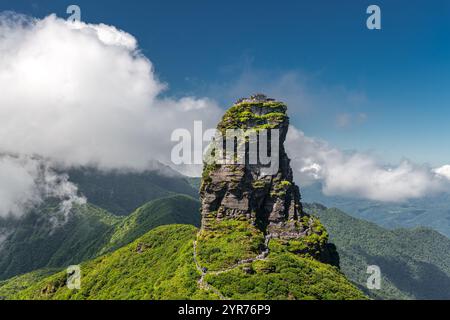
xmin=198 ymin=95 xmax=336 ymax=270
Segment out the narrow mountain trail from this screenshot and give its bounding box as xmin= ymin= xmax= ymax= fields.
xmin=193 ymin=233 xmax=271 ymax=299
xmin=192 ymin=239 xmax=227 ymax=299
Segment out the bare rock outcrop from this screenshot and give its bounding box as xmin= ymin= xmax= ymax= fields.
xmin=200 ymin=95 xmax=333 ymax=261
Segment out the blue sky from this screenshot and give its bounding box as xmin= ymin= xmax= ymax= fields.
xmin=2 ymin=0 xmax=450 ymax=166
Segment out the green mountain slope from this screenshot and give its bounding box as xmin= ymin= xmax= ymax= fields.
xmin=0 ymin=203 xmax=119 ymax=280
xmin=306 ymin=203 xmax=450 ymax=299
xmin=3 ymin=224 xmax=365 ymax=300
xmin=66 ymin=166 xmax=198 ymax=216
xmin=0 ymin=268 xmax=59 ymax=299
xmin=104 ymin=194 xmax=200 ymax=252
xmin=0 ymin=195 xmax=200 ymax=280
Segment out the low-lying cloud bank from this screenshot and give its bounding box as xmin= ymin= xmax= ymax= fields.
xmin=0 ymin=154 xmax=86 ymax=218
xmin=287 ymin=127 xmax=450 ymax=202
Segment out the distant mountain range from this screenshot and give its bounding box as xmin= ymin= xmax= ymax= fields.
xmin=306 ymin=203 xmax=450 ymax=299
xmin=302 ymin=182 xmax=450 ymax=238
xmin=65 ymin=165 xmax=198 ymax=216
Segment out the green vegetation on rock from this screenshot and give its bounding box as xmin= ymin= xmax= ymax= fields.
xmin=205 ymin=252 xmax=366 ymax=300
xmin=270 ymin=217 xmax=328 ymax=258
xmin=217 ymin=100 xmax=287 ymax=132
xmin=197 ymin=219 xmax=264 ymax=271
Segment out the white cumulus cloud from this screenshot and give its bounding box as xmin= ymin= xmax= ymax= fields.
xmin=0 ymin=13 xmax=221 ymax=171
xmin=287 ymin=127 xmax=449 ymax=202
xmin=0 ymin=12 xmax=223 ymax=217
xmin=433 ymin=165 xmax=450 ymax=181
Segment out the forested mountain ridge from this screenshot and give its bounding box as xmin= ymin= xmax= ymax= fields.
xmin=307 ymin=203 xmax=450 ymax=299
xmin=0 ymin=194 xmax=200 ymax=280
